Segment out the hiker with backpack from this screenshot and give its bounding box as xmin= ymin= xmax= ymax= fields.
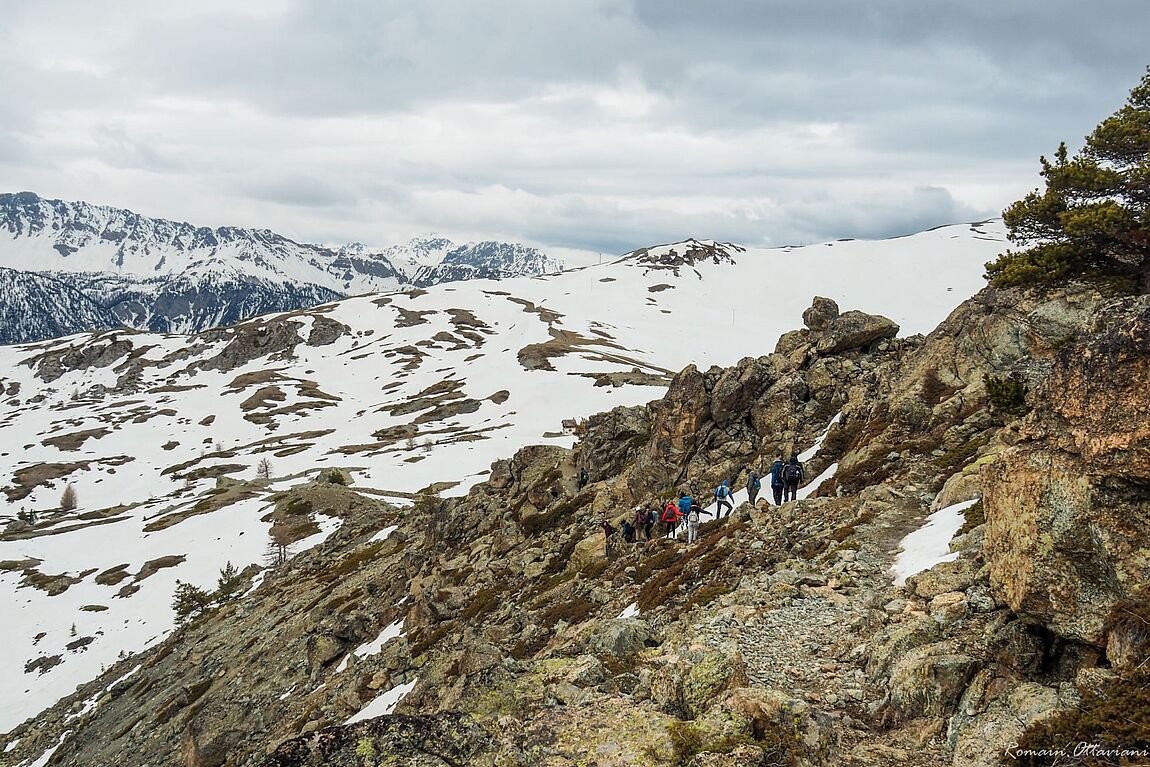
xmin=687 ymin=500 xmax=713 ymax=544
xmin=662 ymin=498 xmax=683 ymax=539
xmin=782 ymin=454 xmax=805 ymax=502
xmin=633 ymin=505 xmax=650 ymax=542
xmin=770 ymin=455 xmax=786 ymax=505
xmin=746 ymin=470 xmax=762 ymax=507
xmin=714 ymin=480 xmax=734 ymax=518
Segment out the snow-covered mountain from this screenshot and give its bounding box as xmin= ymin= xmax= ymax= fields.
xmin=0 ymin=219 xmax=1008 ymax=733
xmin=0 ymin=192 xmax=564 ymax=342
xmin=0 ymin=268 xmax=122 ymax=345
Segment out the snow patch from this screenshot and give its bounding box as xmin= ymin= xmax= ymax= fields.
xmin=890 ymin=499 xmax=978 ymax=586
xmin=617 ymin=603 xmax=640 ymax=619
xmin=335 ymin=617 xmax=405 ymax=673
xmin=369 ymin=525 xmax=398 ymax=543
xmin=344 ymin=678 xmax=418 ymax=724
xmin=21 ymin=730 xmax=69 ymax=767
xmin=797 ymin=463 xmax=839 ymax=500
xmin=798 ymin=412 xmax=842 ymax=462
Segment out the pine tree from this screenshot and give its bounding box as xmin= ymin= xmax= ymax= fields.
xmin=172 ymin=581 xmax=214 ymax=623
xmin=215 ymin=561 xmax=245 ymax=602
xmin=256 ymin=457 xmax=272 ymax=480
xmin=987 ymin=66 xmax=1150 ymax=288
xmin=60 ymin=483 xmax=78 ymax=511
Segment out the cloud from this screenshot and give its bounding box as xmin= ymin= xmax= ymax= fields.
xmin=0 ymin=1 xmax=1146 ymax=254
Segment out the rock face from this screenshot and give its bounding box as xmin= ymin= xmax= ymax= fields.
xmin=983 ymin=294 xmax=1150 ymax=644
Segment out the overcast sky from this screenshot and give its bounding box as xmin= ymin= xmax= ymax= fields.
xmin=1 ymin=1 xmax=1147 ymax=255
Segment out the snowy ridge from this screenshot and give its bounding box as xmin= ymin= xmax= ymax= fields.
xmin=0 ymin=192 xmax=565 ymax=343
xmin=0 ymin=218 xmax=1007 ymax=733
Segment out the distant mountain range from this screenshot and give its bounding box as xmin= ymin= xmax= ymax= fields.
xmin=0 ymin=191 xmax=563 ymax=343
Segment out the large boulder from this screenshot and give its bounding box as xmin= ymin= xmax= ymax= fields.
xmin=815 ymin=310 xmax=899 ymax=356
xmin=803 ymin=296 xmax=840 ymax=332
xmin=587 ymin=618 xmax=654 ymax=659
xmin=983 ymin=295 xmax=1150 ymax=644
xmin=630 ymin=364 xmax=710 ymax=492
xmin=886 ymin=644 xmax=978 ymax=722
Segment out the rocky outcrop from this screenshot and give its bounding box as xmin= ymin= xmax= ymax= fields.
xmin=983 ymin=294 xmax=1150 ymax=644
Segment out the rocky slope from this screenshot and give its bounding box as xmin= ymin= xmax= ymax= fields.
xmin=0 ymin=191 xmax=564 ymax=342
xmin=5 ymin=279 xmax=1146 ymax=767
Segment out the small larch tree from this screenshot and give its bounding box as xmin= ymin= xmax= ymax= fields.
xmin=256 ymin=457 xmax=272 ymax=480
xmin=986 ymin=66 xmax=1150 ymax=289
xmin=60 ymin=483 xmax=78 ymax=511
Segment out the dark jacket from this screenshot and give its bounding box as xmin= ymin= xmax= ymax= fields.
xmin=783 ymin=459 xmax=805 ymax=484
xmin=770 ymin=460 xmax=785 ymax=488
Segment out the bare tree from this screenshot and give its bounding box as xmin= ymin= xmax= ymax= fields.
xmin=256 ymin=457 xmax=272 ymax=480
xmin=60 ymin=483 xmax=78 ymax=511
xmin=265 ymin=524 xmax=296 ymax=566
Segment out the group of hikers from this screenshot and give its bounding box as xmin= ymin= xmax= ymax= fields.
xmin=601 ymin=453 xmax=807 ymax=550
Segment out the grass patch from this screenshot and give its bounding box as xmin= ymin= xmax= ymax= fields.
xmin=934 ymin=434 xmax=990 ymax=477
xmin=957 ymin=499 xmax=985 ymax=535
xmin=540 ymin=597 xmax=597 ymax=629
xmin=409 ymin=622 xmax=454 ymax=658
xmin=637 ymin=523 xmax=742 ymax=612
xmin=1008 ymin=671 xmax=1150 ymax=766
xmin=460 ymin=585 xmax=502 ymax=621
xmin=985 ymin=372 xmax=1030 ymax=417
xmin=520 ymin=489 xmax=595 ymax=537
xmin=329 ymin=541 xmax=386 ymax=577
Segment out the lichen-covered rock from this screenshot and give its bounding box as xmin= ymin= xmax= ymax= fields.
xmin=946 ymin=672 xmax=1062 ymax=767
xmin=681 ymin=646 xmax=748 ymax=718
xmin=255 ymin=714 xmax=510 ymax=767
xmin=905 ymin=558 xmax=976 ymax=600
xmin=803 ymin=296 xmax=840 ymax=332
xmin=815 ymin=310 xmax=899 ymax=356
xmin=886 ymin=645 xmax=977 ymax=722
xmin=710 ymin=358 xmax=773 ymax=428
xmin=587 ymin=618 xmax=653 ymax=659
xmin=928 ymin=591 xmax=968 ymax=626
xmin=725 ymin=688 xmax=840 ymax=766
xmin=866 ymin=617 xmax=943 ymax=682
xmin=983 ymin=295 xmax=1150 ymax=645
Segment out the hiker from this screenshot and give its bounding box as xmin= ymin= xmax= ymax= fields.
xmin=770 ymin=455 xmax=785 ymax=505
xmin=578 ymin=468 xmax=589 ymax=490
xmin=675 ymin=492 xmax=694 ymax=536
xmin=746 ymin=470 xmax=761 ymax=507
xmin=601 ymin=519 xmax=616 ymax=556
xmin=622 ymin=519 xmax=635 ymax=543
xmin=633 ymin=505 xmax=649 ymax=541
xmin=714 ymin=480 xmax=734 ymax=518
xmin=643 ymin=505 xmax=657 ymax=540
xmin=687 ymin=501 xmax=713 ymax=544
xmin=662 ymin=498 xmax=683 ymax=539
xmin=782 ymin=454 xmax=805 ymax=502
